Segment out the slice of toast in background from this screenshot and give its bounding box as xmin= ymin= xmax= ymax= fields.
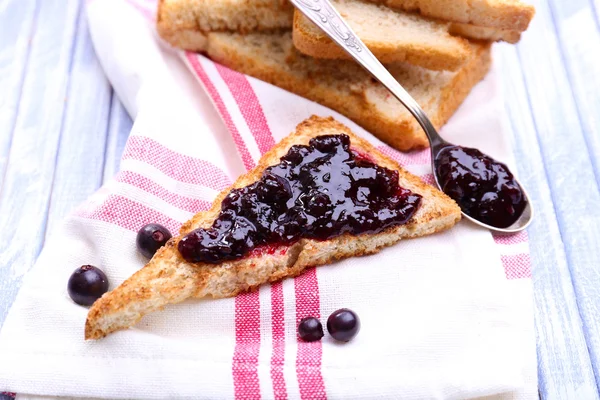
xmin=366 ymin=0 xmax=535 ymax=32
xmin=205 ymin=31 xmax=491 ymax=151
xmin=292 ymin=0 xmax=472 ymax=71
xmin=85 ymin=116 xmax=461 ymax=340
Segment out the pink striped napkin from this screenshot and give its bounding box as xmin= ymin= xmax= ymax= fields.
xmin=0 ymin=0 xmax=536 ymax=399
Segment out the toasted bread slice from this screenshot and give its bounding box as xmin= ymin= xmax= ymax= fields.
xmin=367 ymin=0 xmax=535 ymax=32
xmin=156 ymin=0 xmax=294 ymax=51
xmin=292 ymin=0 xmax=471 ymax=72
xmin=205 ymin=31 xmax=491 ymax=151
xmin=85 ymin=116 xmax=461 ymax=339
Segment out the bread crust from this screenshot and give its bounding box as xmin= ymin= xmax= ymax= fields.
xmin=85 ymin=116 xmax=461 ymax=340
xmin=449 ymin=23 xmax=521 ymax=44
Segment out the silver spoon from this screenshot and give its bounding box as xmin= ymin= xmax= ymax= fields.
xmin=289 ymin=0 xmax=533 ymax=233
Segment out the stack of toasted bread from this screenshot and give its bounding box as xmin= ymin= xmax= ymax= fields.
xmin=156 ymin=0 xmax=534 ymax=151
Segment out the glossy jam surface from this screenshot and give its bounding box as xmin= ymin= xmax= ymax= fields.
xmin=178 ymin=134 xmax=422 ymax=263
xmin=435 ymin=146 xmax=526 ymax=228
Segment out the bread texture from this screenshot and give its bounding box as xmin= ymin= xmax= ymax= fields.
xmin=449 ymin=23 xmax=521 ymax=44
xmin=366 ymin=0 xmax=535 ymax=31
xmin=85 ymin=116 xmax=461 ymax=340
xmin=156 ymin=0 xmax=293 ymax=51
xmin=292 ymin=0 xmax=472 ymax=71
xmin=205 ymin=31 xmax=491 ymax=151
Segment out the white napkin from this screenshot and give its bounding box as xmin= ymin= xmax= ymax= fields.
xmin=0 ymin=0 xmax=537 ymax=398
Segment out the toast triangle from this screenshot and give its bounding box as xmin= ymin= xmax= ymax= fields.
xmin=85 ymin=116 xmax=461 ymax=339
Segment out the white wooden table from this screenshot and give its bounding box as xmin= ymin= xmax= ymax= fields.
xmin=1 ymin=0 xmax=599 ymax=398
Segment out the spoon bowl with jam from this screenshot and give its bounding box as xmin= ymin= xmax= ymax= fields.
xmin=432 ymin=143 xmax=533 ymax=233
xmin=291 ymin=0 xmax=533 ymax=233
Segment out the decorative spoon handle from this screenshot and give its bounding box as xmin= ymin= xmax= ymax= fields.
xmin=289 ymin=0 xmax=446 ymax=148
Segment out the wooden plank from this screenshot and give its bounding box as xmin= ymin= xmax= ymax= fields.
xmin=45 ymin=11 xmax=112 ymax=237
xmin=0 ymin=0 xmax=39 ymax=189
xmin=521 ymin=0 xmax=600 ymax=385
xmin=0 ymin=0 xmax=81 ymax=328
xmin=501 ymin=0 xmax=600 ymax=396
xmin=548 ymin=0 xmax=600 ymax=187
xmin=102 ymin=93 xmax=132 ymax=184
xmin=592 ymin=1 xmax=600 ymax=24
xmin=499 ymin=43 xmax=598 ymax=400
xmin=547 ymin=0 xmax=600 ymax=388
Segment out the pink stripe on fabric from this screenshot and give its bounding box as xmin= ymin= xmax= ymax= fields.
xmin=270 ymin=282 xmax=288 ymax=400
xmin=75 ymin=194 xmax=181 ymax=233
xmin=214 ymin=58 xmax=281 ymax=399
xmin=185 ymin=53 xmax=256 ymax=170
xmin=121 ymin=136 xmax=231 ymax=190
xmin=232 ymin=291 xmax=262 ymax=400
xmin=493 ymin=230 xmax=529 ymax=245
xmin=215 ymin=64 xmax=277 ymax=155
xmin=117 ymin=171 xmax=211 ymax=213
xmin=502 ymin=254 xmax=532 ymax=280
xmin=377 ymin=145 xmax=430 ymax=166
xmin=295 ymin=268 xmax=327 ymax=400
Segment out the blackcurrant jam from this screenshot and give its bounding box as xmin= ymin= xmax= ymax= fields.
xmin=435 ymin=145 xmax=526 ymax=228
xmin=178 ymin=134 xmax=422 ymax=263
